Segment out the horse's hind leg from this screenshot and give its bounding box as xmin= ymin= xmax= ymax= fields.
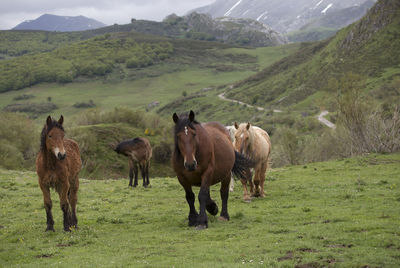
xmin=68 ymin=178 xmax=79 ymax=229
xmin=39 ymin=184 xmax=54 ymax=231
xmin=219 ymin=176 xmax=230 ymax=221
xmin=259 ymin=162 xmax=268 ymax=198
xmin=140 ymin=163 xmax=147 ymax=187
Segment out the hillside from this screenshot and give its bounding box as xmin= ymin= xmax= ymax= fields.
xmin=226 ymin=0 xmax=400 ymax=110
xmin=192 ymin=0 xmax=375 ymax=34
xmin=13 ymin=14 xmax=107 ymax=32
xmin=1 ymin=153 xmax=399 ymax=266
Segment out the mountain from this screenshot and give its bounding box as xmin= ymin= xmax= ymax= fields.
xmin=92 ymin=12 xmax=287 ymax=47
xmin=192 ymin=0 xmax=376 ymax=34
xmin=225 ymin=0 xmax=400 ymax=108
xmin=287 ymin=0 xmax=376 ymax=42
xmin=13 ymin=14 xmax=107 ymax=32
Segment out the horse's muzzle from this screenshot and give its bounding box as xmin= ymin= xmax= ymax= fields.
xmin=184 ymin=159 xmax=197 ymax=171
xmin=57 ymin=152 xmax=66 ymax=160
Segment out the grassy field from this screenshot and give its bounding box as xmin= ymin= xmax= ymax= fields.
xmin=1 ymin=153 xmax=399 ymax=267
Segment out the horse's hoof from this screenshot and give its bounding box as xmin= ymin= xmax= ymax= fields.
xmin=45 ymin=227 xmax=55 ymax=232
xmin=195 ymin=224 xmax=207 ymax=230
xmin=243 ymin=198 xmax=252 ymax=203
xmin=206 ymin=203 xmax=218 ymax=216
xmin=218 ymin=216 xmax=229 ymax=222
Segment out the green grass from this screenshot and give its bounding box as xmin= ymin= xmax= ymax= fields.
xmin=1 ymin=153 xmax=399 ymax=267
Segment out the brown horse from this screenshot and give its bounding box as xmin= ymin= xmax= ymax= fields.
xmin=36 ymin=115 xmax=81 ymax=232
xmin=172 ymin=111 xmax=252 ymax=229
xmin=114 ymin=137 xmax=152 ymax=187
xmin=234 ymin=122 xmax=271 ymax=201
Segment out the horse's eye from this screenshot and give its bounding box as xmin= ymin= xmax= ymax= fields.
xmin=48 ymin=135 xmax=52 ymax=138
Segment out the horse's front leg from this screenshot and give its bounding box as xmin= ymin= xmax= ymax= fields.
xmin=145 ymin=162 xmax=150 ymax=186
xmin=240 ymin=178 xmax=251 ymax=202
xmin=68 ymin=178 xmax=79 ymax=229
xmin=178 ymin=176 xmax=198 ymax=226
xmin=39 ymin=183 xmax=54 ymax=231
xmin=58 ymin=181 xmax=72 ymax=232
xmin=197 ymin=185 xmax=210 ymax=229
xmin=185 ymin=187 xmax=198 ymax=226
xmin=128 ymin=159 xmax=134 ymax=187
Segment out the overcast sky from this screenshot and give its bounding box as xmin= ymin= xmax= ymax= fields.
xmin=0 ymin=0 xmax=216 ymax=30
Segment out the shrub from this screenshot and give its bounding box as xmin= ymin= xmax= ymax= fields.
xmin=153 ymin=142 xmax=172 ymax=163
xmin=73 ymin=100 xmax=96 ymax=108
xmin=13 ymin=94 xmax=35 ymax=101
xmin=0 ymin=112 xmax=38 ymax=170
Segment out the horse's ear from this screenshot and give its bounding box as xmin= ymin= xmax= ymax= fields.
xmin=189 ymin=110 xmax=195 ymax=122
xmin=46 ymin=115 xmax=52 ymax=126
xmin=234 ymin=122 xmax=239 ymax=129
xmin=58 ymin=115 xmax=64 ymax=125
xmin=246 ymin=122 xmax=251 ymax=130
xmin=173 ymin=113 xmax=179 ymax=124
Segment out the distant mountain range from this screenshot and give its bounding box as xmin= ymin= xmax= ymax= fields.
xmin=192 ymin=0 xmax=377 ymax=34
xmin=13 ymin=14 xmax=106 ymax=32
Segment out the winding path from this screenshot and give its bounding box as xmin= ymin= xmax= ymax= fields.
xmin=217 ymin=91 xmax=336 ymax=129
xmin=317 ymin=110 xmax=336 ymax=129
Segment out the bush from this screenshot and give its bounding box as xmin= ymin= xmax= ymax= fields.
xmin=73 ymin=100 xmax=96 ymax=108
xmin=153 ymin=142 xmax=172 ymax=163
xmin=13 ymin=94 xmax=35 ymax=101
xmin=0 ymin=112 xmax=38 ymax=170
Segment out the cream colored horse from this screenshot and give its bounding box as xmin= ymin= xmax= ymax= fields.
xmin=226 ymin=126 xmax=237 ymax=192
xmin=234 ymin=122 xmax=271 ymax=201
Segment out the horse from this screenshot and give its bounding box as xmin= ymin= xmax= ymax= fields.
xmin=226 ymin=125 xmax=248 ymax=192
xmin=36 ymin=115 xmax=81 ymax=232
xmin=114 ymin=137 xmax=152 ymax=187
xmin=172 ymin=111 xmax=252 ymax=229
xmin=234 ymin=122 xmax=271 ymax=201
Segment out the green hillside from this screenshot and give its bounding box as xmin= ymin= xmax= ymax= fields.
xmin=227 ymin=0 xmax=400 ymax=110
xmin=1 ymin=153 xmax=399 ymax=266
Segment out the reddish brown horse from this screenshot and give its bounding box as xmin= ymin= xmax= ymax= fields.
xmin=114 ymin=137 xmax=152 ymax=187
xmin=36 ymin=115 xmax=81 ymax=232
xmin=172 ymin=111 xmax=252 ymax=229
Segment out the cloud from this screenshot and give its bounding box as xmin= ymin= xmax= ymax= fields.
xmin=0 ymin=0 xmax=215 ymax=30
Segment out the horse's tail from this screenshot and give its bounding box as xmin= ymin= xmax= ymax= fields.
xmin=232 ymin=151 xmax=254 ymax=181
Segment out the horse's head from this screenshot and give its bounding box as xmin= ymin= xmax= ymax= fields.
xmin=234 ymin=122 xmax=252 ymax=155
xmin=42 ymin=115 xmax=66 ymax=160
xmin=173 ymin=110 xmax=199 ymax=171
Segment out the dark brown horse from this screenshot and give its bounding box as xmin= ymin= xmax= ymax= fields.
xmin=172 ymin=111 xmax=252 ymax=229
xmin=114 ymin=137 xmax=152 ymax=187
xmin=36 ymin=115 xmax=81 ymax=232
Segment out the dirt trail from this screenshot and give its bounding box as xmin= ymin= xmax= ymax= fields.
xmin=218 ymin=91 xmax=336 ymax=129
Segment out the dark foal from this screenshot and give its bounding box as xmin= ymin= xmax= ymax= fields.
xmin=114 ymin=137 xmax=152 ymax=187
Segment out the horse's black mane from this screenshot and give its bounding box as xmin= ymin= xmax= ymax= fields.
xmin=40 ymin=119 xmax=64 ymax=151
xmin=173 ymin=115 xmax=200 ymax=155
